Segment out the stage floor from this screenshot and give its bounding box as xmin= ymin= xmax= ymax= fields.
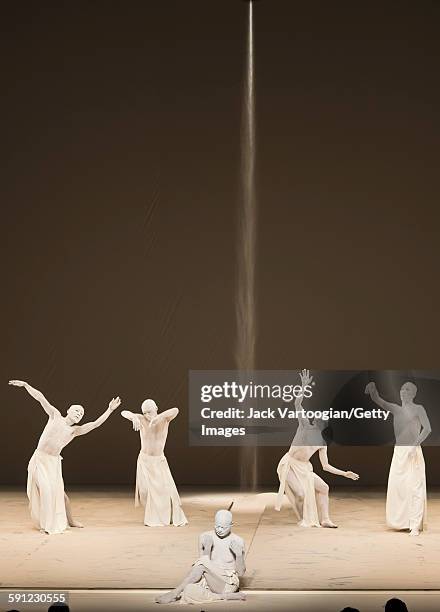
xmin=2 ymin=486 xmax=440 ymax=593
xmin=1 ymin=590 xmax=440 ymax=612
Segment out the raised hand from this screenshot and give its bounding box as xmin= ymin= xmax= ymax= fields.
xmin=365 ymin=382 xmax=376 ymax=395
xmin=299 ymin=369 xmax=313 ymax=388
xmin=345 ymin=471 xmax=359 ymax=481
xmin=108 ymin=397 xmax=121 ymax=412
xmin=9 ymin=380 xmax=26 ymax=387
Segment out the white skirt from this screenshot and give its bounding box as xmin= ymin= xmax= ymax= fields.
xmin=275 ymin=452 xmax=320 ymax=527
xmin=135 ymin=452 xmax=187 ymax=527
xmin=27 ymin=449 xmax=68 ymax=535
xmin=386 ymin=445 xmax=427 ymax=531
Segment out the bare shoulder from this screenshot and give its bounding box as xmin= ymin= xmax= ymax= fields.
xmin=200 ymin=530 xmax=213 ymax=540
xmin=414 ymin=404 xmax=427 ymax=415
xmin=232 ymin=533 xmax=245 ymax=547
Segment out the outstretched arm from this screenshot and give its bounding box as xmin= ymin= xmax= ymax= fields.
xmin=121 ymin=410 xmax=143 ymax=432
xmin=365 ymin=382 xmax=398 ymax=414
xmin=74 ymin=397 xmax=121 ymax=436
xmin=149 ymin=407 xmax=179 ymax=428
xmin=415 ymin=405 xmax=431 ymax=446
xmin=9 ymin=380 xmax=60 ymax=418
xmin=318 ymin=447 xmax=359 ymax=480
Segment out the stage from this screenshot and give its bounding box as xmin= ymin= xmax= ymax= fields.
xmin=1 ymin=486 xmax=440 ymax=610
xmin=1 ymin=590 xmax=440 ymax=612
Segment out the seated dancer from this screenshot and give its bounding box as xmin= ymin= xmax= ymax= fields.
xmin=9 ymin=379 xmax=120 ymax=535
xmin=121 ymin=399 xmax=187 ymax=526
xmin=365 ymin=380 xmax=431 ymax=536
xmin=156 ymin=509 xmax=246 ymax=604
xmin=275 ymin=370 xmax=359 ymax=527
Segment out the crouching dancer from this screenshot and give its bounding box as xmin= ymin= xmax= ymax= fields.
xmin=156 ymin=509 xmax=246 ymax=604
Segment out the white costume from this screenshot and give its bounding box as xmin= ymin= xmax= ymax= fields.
xmin=9 ymin=380 xmax=120 ymax=534
xmin=181 ymin=555 xmax=240 ymax=604
xmin=386 ymin=445 xmax=427 ymax=531
xmin=275 ymin=452 xmax=320 ymax=527
xmin=135 ymin=452 xmax=187 ymax=527
xmin=27 ymin=449 xmax=68 ymax=535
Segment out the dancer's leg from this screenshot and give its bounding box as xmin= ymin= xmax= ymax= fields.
xmin=155 ymin=564 xmax=204 ymax=604
xmin=204 ymin=569 xmax=246 ymax=601
xmin=64 ymin=493 xmax=83 ymax=528
xmin=286 ymin=468 xmax=305 ymax=521
xmin=313 ymin=474 xmax=337 ymax=528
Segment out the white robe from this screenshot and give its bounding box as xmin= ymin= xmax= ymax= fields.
xmin=135 ymin=452 xmax=187 ymax=526
xmin=27 ymin=449 xmax=68 ymax=535
xmin=386 ymin=445 xmax=427 ymax=531
xmin=275 ymin=452 xmax=320 ymax=527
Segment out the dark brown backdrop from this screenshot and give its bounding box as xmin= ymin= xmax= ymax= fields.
xmin=2 ymin=1 xmax=440 ymax=487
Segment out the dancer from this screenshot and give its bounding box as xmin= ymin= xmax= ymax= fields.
xmin=9 ymin=379 xmax=120 ymax=535
xmin=365 ymin=380 xmax=431 ymax=535
xmin=121 ymin=399 xmax=187 ymax=526
xmin=275 ymin=370 xmax=359 ymax=527
xmin=156 ymin=509 xmax=246 ymax=604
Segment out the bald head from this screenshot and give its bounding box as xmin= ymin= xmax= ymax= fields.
xmin=141 ymin=399 xmax=158 ymax=420
xmin=67 ymin=404 xmax=84 ymax=424
xmin=400 ymin=382 xmax=417 ymax=403
xmin=214 ymin=509 xmax=233 ymax=538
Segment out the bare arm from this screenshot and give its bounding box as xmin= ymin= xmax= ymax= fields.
xmin=121 ymin=410 xmax=143 ymax=432
xmin=295 ymin=369 xmax=313 ymax=426
xmin=318 ymin=447 xmax=359 ymax=480
xmin=230 ymin=539 xmax=246 ymax=577
xmin=149 ymin=407 xmax=179 ymax=427
xmin=415 ymin=405 xmax=431 ymax=446
xmin=9 ymin=380 xmax=60 ymax=418
xmin=365 ymin=382 xmax=398 ymax=415
xmin=295 ymin=395 xmax=309 ymax=426
xmin=199 ymin=533 xmax=213 ymax=558
xmin=75 ymin=397 xmax=121 ymax=436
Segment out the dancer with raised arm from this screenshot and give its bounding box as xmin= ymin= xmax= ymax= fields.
xmin=365 ymin=380 xmax=431 ymax=535
xmin=9 ymin=379 xmax=120 ymax=535
xmin=121 ymin=399 xmax=187 ymax=526
xmin=156 ymin=509 xmax=246 ymax=604
xmin=275 ymin=370 xmax=359 ymax=528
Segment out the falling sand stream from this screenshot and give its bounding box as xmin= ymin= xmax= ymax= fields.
xmin=236 ymin=1 xmax=257 ymax=490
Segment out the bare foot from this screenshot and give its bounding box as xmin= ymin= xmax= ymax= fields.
xmin=410 ymin=528 xmax=420 ymax=537
xmin=321 ymin=519 xmax=338 ymax=528
xmin=156 ymin=590 xmax=180 ymax=604
xmin=69 ymin=520 xmax=84 ymax=528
